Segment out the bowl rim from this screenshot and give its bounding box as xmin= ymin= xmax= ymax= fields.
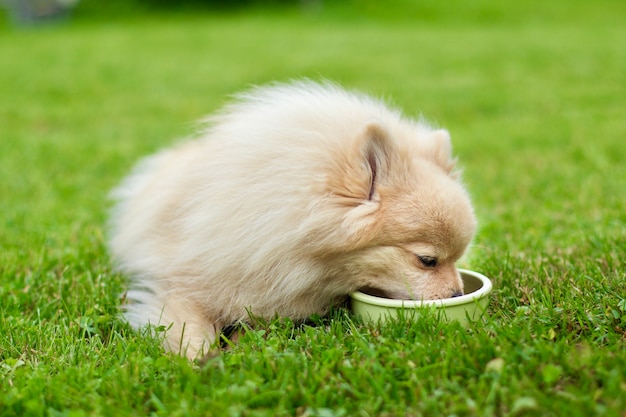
xmin=350 ymin=268 xmax=492 ymax=308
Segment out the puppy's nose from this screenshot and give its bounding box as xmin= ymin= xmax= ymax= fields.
xmin=451 ymin=290 xmax=464 ymax=298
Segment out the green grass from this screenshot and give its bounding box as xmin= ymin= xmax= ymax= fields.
xmin=1 ymin=1 xmax=625 ymax=416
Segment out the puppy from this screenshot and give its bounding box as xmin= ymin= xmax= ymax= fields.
xmin=109 ymin=81 xmax=476 ymax=358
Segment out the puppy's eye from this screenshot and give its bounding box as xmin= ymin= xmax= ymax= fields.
xmin=416 ymin=255 xmax=438 ymax=268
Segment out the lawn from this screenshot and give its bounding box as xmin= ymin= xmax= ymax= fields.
xmin=1 ymin=1 xmax=625 ymax=416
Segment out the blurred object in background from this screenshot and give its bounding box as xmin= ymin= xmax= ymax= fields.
xmin=4 ymin=0 xmax=79 ymax=25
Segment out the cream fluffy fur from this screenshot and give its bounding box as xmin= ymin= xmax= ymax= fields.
xmin=109 ymin=81 xmax=476 ymax=358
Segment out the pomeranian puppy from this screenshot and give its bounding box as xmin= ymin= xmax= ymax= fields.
xmin=109 ymin=81 xmax=476 ymax=358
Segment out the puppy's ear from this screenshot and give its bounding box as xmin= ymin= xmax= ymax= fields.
xmin=332 ymin=122 xmax=394 ymax=247
xmin=360 ymin=122 xmax=393 ymax=202
xmin=327 ymin=121 xmax=394 ymax=206
xmin=423 ymin=129 xmax=456 ymax=174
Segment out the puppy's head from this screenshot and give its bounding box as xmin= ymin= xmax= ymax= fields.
xmin=326 ymin=121 xmax=476 ymax=300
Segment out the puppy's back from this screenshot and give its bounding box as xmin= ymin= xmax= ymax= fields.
xmin=109 ymin=82 xmax=408 ymax=275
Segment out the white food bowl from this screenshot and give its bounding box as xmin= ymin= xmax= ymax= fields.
xmin=350 ymin=269 xmax=492 ymax=326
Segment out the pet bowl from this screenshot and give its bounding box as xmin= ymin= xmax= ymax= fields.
xmin=350 ymin=269 xmax=492 ymax=326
